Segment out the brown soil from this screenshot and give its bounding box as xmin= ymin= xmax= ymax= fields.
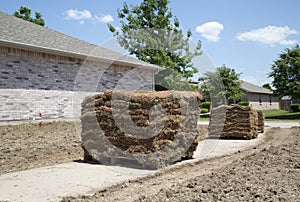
xmin=0 ymin=121 xmax=83 ymax=175
xmin=62 ymin=127 xmax=300 ymax=202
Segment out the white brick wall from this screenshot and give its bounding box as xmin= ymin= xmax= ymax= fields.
xmin=0 ymin=89 xmax=95 ymax=120
xmin=0 ymin=46 xmax=156 ymax=121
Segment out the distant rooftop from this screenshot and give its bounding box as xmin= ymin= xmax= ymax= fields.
xmin=0 ymin=12 xmax=163 ymax=71
xmin=240 ymin=80 xmax=273 ymax=94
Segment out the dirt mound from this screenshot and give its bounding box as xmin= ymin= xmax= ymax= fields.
xmin=81 ymin=90 xmax=202 ymax=169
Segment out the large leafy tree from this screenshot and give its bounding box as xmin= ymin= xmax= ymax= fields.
xmin=199 ymin=65 xmax=243 ymax=106
xmin=108 ymin=0 xmax=201 ymax=90
xmin=269 ymin=45 xmax=300 ymax=99
xmin=13 ymin=6 xmax=45 ymax=26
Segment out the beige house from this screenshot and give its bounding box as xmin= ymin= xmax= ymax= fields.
xmin=0 ymin=12 xmax=163 ymax=121
xmin=240 ymin=80 xmax=279 ymax=110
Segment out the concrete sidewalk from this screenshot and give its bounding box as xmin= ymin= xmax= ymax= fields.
xmin=264 ymin=121 xmax=299 ymax=128
xmin=198 ymin=120 xmax=299 ymax=128
xmin=0 ymin=163 xmax=155 ymax=202
xmin=193 ymin=132 xmax=265 ymax=160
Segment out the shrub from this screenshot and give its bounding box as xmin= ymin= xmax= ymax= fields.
xmin=200 ymin=108 xmax=209 ymax=114
xmin=290 ymin=104 xmax=300 ymax=112
xmin=238 ymin=102 xmax=250 ymax=106
xmin=201 ymin=102 xmax=211 ymax=110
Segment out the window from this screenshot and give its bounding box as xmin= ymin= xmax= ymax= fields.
xmin=259 ymin=94 xmax=262 ymax=105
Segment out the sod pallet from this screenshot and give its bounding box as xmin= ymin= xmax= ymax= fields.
xmin=81 ymin=90 xmax=202 ymax=169
xmin=257 ymin=110 xmax=264 ymax=133
xmin=208 ymin=105 xmax=263 ymax=139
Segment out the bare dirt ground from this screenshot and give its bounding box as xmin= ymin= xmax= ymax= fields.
xmin=62 ymin=126 xmax=300 ymax=202
xmin=0 ymin=121 xmax=83 ymax=175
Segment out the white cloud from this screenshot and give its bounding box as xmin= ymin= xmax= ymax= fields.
xmin=95 ymin=14 xmax=114 ymax=23
xmin=64 ymin=9 xmax=114 ymax=24
xmin=196 ymin=21 xmax=224 ymax=42
xmin=237 ymin=25 xmax=298 ymax=46
xmin=64 ymin=9 xmax=92 ymax=20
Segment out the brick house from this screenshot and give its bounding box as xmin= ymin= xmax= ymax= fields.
xmin=0 ymin=12 xmax=163 ymax=121
xmin=240 ymin=80 xmax=279 ymax=110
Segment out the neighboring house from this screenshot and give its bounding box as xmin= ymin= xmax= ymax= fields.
xmin=280 ymin=96 xmax=300 ymax=111
xmin=0 ymin=12 xmax=163 ymax=121
xmin=280 ymin=96 xmax=292 ymax=111
xmin=240 ymin=80 xmax=279 ymax=110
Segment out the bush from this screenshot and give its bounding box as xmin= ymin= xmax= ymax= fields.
xmin=290 ymin=104 xmax=300 ymax=112
xmin=201 ymin=102 xmax=211 ymax=110
xmin=200 ymin=108 xmax=209 ymax=114
xmin=238 ymin=102 xmax=250 ymax=106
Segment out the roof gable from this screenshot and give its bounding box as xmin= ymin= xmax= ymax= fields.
xmin=240 ymin=80 xmax=273 ymax=94
xmin=0 ymin=12 xmax=163 ymax=71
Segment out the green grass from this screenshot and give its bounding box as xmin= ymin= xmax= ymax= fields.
xmin=199 ymin=117 xmax=209 ymax=121
xmin=263 ymin=109 xmax=300 ymax=121
xmin=199 ymin=112 xmax=210 ymax=121
xmin=199 ymin=109 xmax=300 ymax=122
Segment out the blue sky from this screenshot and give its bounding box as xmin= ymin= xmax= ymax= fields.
xmin=1 ymin=0 xmax=299 ymax=86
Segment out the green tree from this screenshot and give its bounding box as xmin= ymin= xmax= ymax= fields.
xmin=199 ymin=65 xmax=243 ymax=106
xmin=269 ymin=45 xmax=300 ymax=99
xmin=262 ymin=83 xmax=272 ymax=91
xmin=108 ymin=0 xmax=201 ymax=90
xmin=13 ymin=6 xmax=45 ymax=26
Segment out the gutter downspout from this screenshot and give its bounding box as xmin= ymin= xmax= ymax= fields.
xmin=153 ymin=68 xmax=162 ymax=91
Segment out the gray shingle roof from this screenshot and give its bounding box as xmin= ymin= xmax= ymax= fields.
xmin=240 ymin=80 xmax=273 ymax=94
xmin=0 ymin=12 xmax=163 ymax=71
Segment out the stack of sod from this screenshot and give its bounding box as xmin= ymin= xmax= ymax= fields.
xmin=208 ymin=105 xmax=261 ymax=139
xmin=81 ymin=90 xmax=202 ymax=169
